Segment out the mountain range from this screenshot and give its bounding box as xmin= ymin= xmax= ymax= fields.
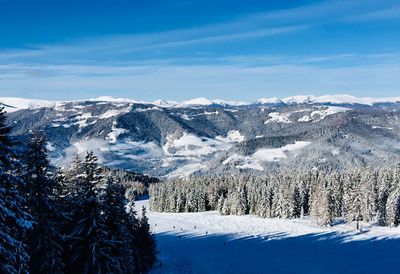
xmin=2 ymin=94 xmax=400 ymax=177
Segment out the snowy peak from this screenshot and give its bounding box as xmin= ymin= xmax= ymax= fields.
xmin=282 ymin=95 xmax=317 ymax=105
xmin=255 ymin=98 xmax=282 ymax=105
xmin=175 ymin=97 xmax=248 ymax=108
xmin=90 ymin=96 xmax=138 ymax=103
xmin=255 ymin=94 xmax=400 ymax=106
xmin=0 ymin=97 xmax=57 ymax=112
xmin=1 ymin=94 xmax=400 ymax=113
xmin=152 ymin=99 xmax=178 ymax=107
xmin=313 ymin=94 xmax=400 ymax=106
xmin=181 ymin=97 xmax=214 ymax=106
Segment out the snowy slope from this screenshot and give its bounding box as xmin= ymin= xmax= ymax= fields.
xmin=0 ymin=97 xmax=57 ymax=112
xmin=2 ymin=94 xmax=399 ymax=113
xmin=5 ymin=94 xmax=400 ymax=177
xmin=135 ymin=200 xmax=400 ymax=274
xmin=256 ymin=94 xmax=400 ymax=106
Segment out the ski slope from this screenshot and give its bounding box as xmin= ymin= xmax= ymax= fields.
xmin=135 ymin=200 xmax=400 ymax=274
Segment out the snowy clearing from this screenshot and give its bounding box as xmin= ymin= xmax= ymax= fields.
xmin=224 ymin=141 xmax=311 ymax=171
xmin=99 ymin=107 xmax=131 ymax=119
xmin=265 ymin=112 xmax=292 ymax=124
xmin=135 ymin=200 xmax=400 ymax=274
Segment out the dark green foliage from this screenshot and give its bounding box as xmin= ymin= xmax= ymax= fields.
xmin=0 ymin=109 xmax=158 ymax=274
xmin=66 ymin=152 xmax=157 ymax=274
xmin=292 ymin=185 xmax=302 ymax=218
xmin=101 ymin=179 xmax=135 ymax=273
xmin=24 ymin=133 xmax=65 ymax=274
xmin=134 ymin=207 xmax=157 ymax=274
xmin=0 ymin=107 xmax=32 ymax=274
xmin=66 ymin=152 xmax=116 ymax=274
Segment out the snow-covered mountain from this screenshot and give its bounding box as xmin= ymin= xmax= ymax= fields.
xmin=2 ymin=94 xmax=400 ymax=112
xmin=0 ymin=97 xmax=59 ymax=112
xmin=255 ymin=94 xmax=400 ymax=106
xmin=2 ymin=95 xmax=400 ymax=177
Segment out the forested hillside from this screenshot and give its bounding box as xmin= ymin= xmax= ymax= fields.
xmin=0 ymin=107 xmax=157 ymax=274
xmin=3 ymin=96 xmax=400 ymax=178
xmin=150 ymin=166 xmax=400 ymax=228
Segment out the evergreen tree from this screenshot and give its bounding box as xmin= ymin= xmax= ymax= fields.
xmin=387 ymin=162 xmax=400 ymax=227
xmin=361 ymin=173 xmax=378 ymax=222
xmin=24 ymin=133 xmax=64 ymax=274
xmin=377 ymin=173 xmax=391 ymax=226
xmin=101 ymin=179 xmax=135 ymax=273
xmin=299 ymin=179 xmax=310 ymax=218
xmin=330 ymin=173 xmax=344 ymax=217
xmin=0 ymin=107 xmax=32 ymax=274
xmin=66 ymin=151 xmax=111 ymax=274
xmin=134 ymin=206 xmax=157 ymax=274
xmin=53 ymin=167 xmax=69 ymax=197
xmin=125 ymin=199 xmax=140 ymax=272
xmin=345 ymin=174 xmax=363 ymax=229
xmin=386 ymin=185 xmax=400 ymax=227
xmin=291 ymin=185 xmax=302 ymax=218
xmin=310 ymin=184 xmax=334 ymax=226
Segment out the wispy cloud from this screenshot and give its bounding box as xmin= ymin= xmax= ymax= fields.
xmin=1 ymin=52 xmax=400 ymax=100
xmin=1 ymin=0 xmax=400 ymax=100
xmin=0 ymin=0 xmax=399 ymax=65
xmin=347 ymin=5 xmax=400 ymax=21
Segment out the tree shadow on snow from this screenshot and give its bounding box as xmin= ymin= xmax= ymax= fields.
xmin=150 ymin=230 xmax=400 ymax=274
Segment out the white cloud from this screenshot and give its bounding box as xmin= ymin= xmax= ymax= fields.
xmin=56 ymin=138 xmax=110 ymax=166
xmin=1 ymin=60 xmax=400 ymax=100
xmin=1 ymin=1 xmax=400 ymax=99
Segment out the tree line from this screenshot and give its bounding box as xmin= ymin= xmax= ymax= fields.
xmin=0 ymin=108 xmax=156 ymax=274
xmin=102 ymin=168 xmax=159 ymax=201
xmin=149 ymin=165 xmax=400 ymax=228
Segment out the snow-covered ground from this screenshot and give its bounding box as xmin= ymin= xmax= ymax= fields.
xmin=135 ymin=200 xmax=400 ymax=274
xmin=223 ymin=141 xmax=311 ymax=171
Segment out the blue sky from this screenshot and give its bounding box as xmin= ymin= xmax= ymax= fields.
xmin=0 ymin=0 xmax=400 ymax=101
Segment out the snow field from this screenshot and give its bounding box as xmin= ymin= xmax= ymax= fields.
xmin=135 ymin=200 xmax=400 ymax=274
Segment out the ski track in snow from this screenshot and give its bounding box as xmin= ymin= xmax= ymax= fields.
xmin=134 ymin=200 xmax=400 ymax=274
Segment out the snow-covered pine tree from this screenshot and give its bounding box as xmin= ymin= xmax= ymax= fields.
xmin=361 ymin=172 xmax=379 ymax=223
xmin=52 ymin=167 xmax=74 ymax=269
xmin=125 ymin=197 xmax=141 ymax=273
xmin=386 ymin=170 xmax=400 ymax=227
xmin=274 ymin=184 xmax=285 ymax=218
xmin=330 ymin=173 xmax=344 ymax=217
xmin=0 ymin=107 xmax=32 ymax=274
xmin=217 ymin=195 xmax=226 ymax=214
xmin=134 ymin=206 xmax=157 ymax=274
xmin=254 ymin=183 xmax=268 ymax=218
xmin=310 ymin=183 xmax=334 ymax=226
xmin=321 ymin=186 xmax=335 ymax=226
xmin=221 ymin=192 xmax=232 ymax=215
xmin=230 ymin=182 xmax=249 ymax=215
xmin=66 ymin=151 xmax=111 ymax=274
xmin=275 ymin=181 xmax=292 ymax=219
xmin=345 ymin=173 xmax=363 ymax=229
xmin=291 ymin=184 xmax=302 ymax=218
xmin=386 ymin=181 xmax=400 ymax=226
xmin=377 ymin=172 xmax=391 ymax=226
xmin=298 ymin=177 xmax=310 ymax=218
xmin=53 ymin=167 xmax=70 ymax=197
xmin=101 ymin=179 xmax=135 ymax=273
xmin=65 ymin=154 xmax=84 ymax=194
xmin=24 ymin=133 xmax=64 ymax=274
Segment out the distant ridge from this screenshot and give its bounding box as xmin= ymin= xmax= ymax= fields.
xmin=1 ymin=94 xmax=399 ymax=112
